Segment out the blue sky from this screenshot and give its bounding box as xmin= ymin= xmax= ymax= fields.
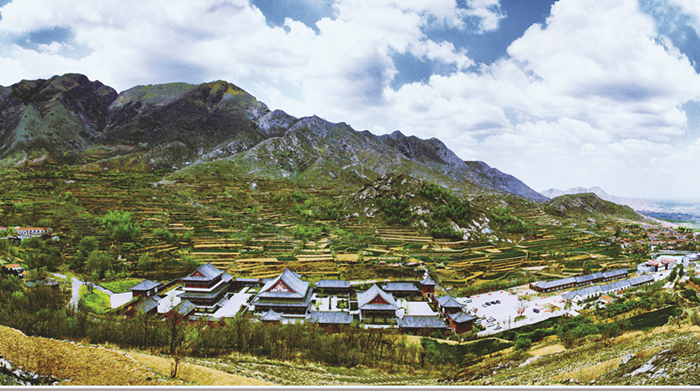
xmin=1 ymin=0 xmax=700 ymax=200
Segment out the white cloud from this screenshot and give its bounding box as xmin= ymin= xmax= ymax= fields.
xmin=1 ymin=0 xmax=700 ymax=198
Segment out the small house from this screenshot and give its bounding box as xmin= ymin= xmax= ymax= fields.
xmin=433 ymin=295 xmax=463 ymax=315
xmin=419 ymin=276 xmax=437 ymax=298
xmin=448 ymin=311 xmax=477 ymax=334
xmin=306 ymin=311 xmax=354 ymax=331
xmin=315 ymin=279 xmax=352 ymax=295
xmin=381 ymin=282 xmax=420 ymax=298
xmin=129 ymin=279 xmax=164 ymax=299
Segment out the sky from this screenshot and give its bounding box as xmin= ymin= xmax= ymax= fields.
xmin=1 ymin=0 xmax=700 ymax=200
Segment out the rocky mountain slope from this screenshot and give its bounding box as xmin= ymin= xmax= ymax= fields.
xmin=0 ymin=73 xmax=543 ymax=201
xmin=541 ymin=187 xmax=665 ymax=213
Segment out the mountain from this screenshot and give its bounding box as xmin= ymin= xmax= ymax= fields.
xmin=0 ymin=74 xmax=117 ymax=157
xmin=0 ymin=73 xmax=544 ymax=201
xmin=544 ymin=193 xmax=646 ymax=221
xmin=540 ymin=186 xmax=666 ymax=213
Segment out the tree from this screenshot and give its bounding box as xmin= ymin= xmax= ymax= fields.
xmin=86 ymin=251 xmax=114 ymax=280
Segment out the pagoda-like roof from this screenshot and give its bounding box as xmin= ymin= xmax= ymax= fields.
xmin=382 ymin=282 xmax=419 ymax=292
xmin=129 ymin=279 xmax=162 ymax=291
xmin=420 ymin=276 xmax=437 ymax=286
xmin=255 ymin=269 xmax=310 ymax=300
xmin=133 ymin=297 xmax=160 ymax=313
xmin=448 ymin=311 xmax=477 ymax=324
xmin=306 ymin=311 xmax=354 ymax=325
xmin=435 ymin=295 xmax=463 ymax=309
xmin=182 ymin=263 xmax=224 ymax=282
xmin=357 ymin=284 xmax=398 ymax=310
xmin=260 ymin=309 xmax=283 ymax=322
xmin=315 ymin=279 xmax=351 ymax=289
xmin=172 ymin=300 xmax=197 ymax=316
xmin=399 ymin=315 xmax=447 ymax=329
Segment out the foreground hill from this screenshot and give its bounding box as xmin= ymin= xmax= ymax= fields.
xmin=0 ymin=73 xmax=543 ymax=201
xmin=541 ymin=187 xmax=665 ymax=213
xmin=544 ymin=193 xmax=646 ymax=221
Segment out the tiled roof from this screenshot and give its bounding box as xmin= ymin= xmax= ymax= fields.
xmin=448 ymin=311 xmax=477 ymax=323
xmin=382 ymin=282 xmax=419 ymax=292
xmin=221 ymin=273 xmax=233 ymax=283
xmin=260 ymin=309 xmax=283 ymax=321
xmin=129 ymin=279 xmax=162 ymax=291
xmin=603 ymin=269 xmax=628 ymax=278
xmin=256 ymin=269 xmax=310 ymax=300
xmin=563 ymin=285 xmax=602 ymax=300
xmin=134 ymin=297 xmax=159 ymax=313
xmin=173 ymin=300 xmax=197 ymax=316
xmin=357 ymin=284 xmax=398 ymax=310
xmin=420 ymin=276 xmax=437 ymax=286
xmin=534 ymin=277 xmax=577 ymax=289
xmin=306 ymin=311 xmax=354 ymax=324
xmin=575 ymin=272 xmax=604 ymax=283
xmin=628 ymin=275 xmax=655 ymax=286
xmin=399 ymin=315 xmax=447 ymax=329
xmin=315 ymin=279 xmax=351 ymax=289
xmin=435 ymin=295 xmax=463 ymax=309
xmin=600 ymin=280 xmax=631 ymax=292
xmin=182 ymin=263 xmax=224 ymax=282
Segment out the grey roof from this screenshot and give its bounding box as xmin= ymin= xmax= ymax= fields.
xmin=399 ymin=315 xmax=448 ymax=329
xmin=134 ymin=297 xmax=159 ymax=313
xmin=179 ymin=281 xmax=229 ymax=301
xmin=129 ymin=279 xmax=162 ymax=291
xmin=436 ymin=295 xmax=463 ymax=309
xmin=316 ymin=279 xmax=351 ymax=289
xmin=357 ymin=284 xmax=398 ymax=310
xmin=534 ymin=277 xmax=577 ymax=290
xmin=628 ymin=274 xmax=655 ymax=286
xmin=221 ymin=273 xmax=233 ymax=283
xmin=603 ymin=269 xmax=628 ymax=278
xmin=420 ymin=276 xmax=437 ymax=286
xmin=235 ymin=278 xmax=260 ymax=283
xmin=182 ymin=263 xmax=224 ymax=282
xmin=260 ymin=309 xmax=283 ymax=321
xmin=562 ymin=285 xmax=602 ymax=300
xmin=600 ymin=280 xmax=631 ymax=292
xmin=448 ymin=311 xmax=477 ymax=323
xmin=173 ymin=299 xmax=197 ymax=316
xmin=256 ymin=269 xmax=310 ymax=300
xmin=306 ymin=311 xmax=354 ymax=324
xmin=575 ymin=272 xmax=604 ymax=284
xmin=382 ymin=282 xmax=419 ymax=292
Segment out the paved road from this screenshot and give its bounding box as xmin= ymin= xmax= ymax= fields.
xmin=70 ymin=277 xmax=83 ymax=309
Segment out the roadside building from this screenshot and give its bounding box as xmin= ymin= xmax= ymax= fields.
xmin=627 ymin=274 xmax=655 ymax=287
xmin=179 ymin=263 xmax=233 ymax=312
xmin=530 ymin=277 xmax=577 ymax=293
xmin=599 ymin=280 xmax=631 ymax=295
xmin=637 ymin=261 xmax=657 ymax=274
xmin=129 ymin=280 xmax=164 ymax=299
xmin=448 ymin=311 xmax=477 ymax=334
xmin=306 ymin=311 xmax=354 ymax=331
xmin=597 ymin=295 xmax=614 ymax=307
xmin=397 ymin=315 xmax=450 ymax=336
xmin=1 ymin=264 xmax=25 ymax=277
xmin=357 ymin=284 xmax=398 ymax=323
xmin=382 ymin=282 xmax=420 ymax=298
xmin=602 ymin=269 xmax=628 ymax=281
xmin=562 ymin=286 xmax=602 ymax=303
xmin=574 ymin=272 xmax=604 ymax=286
xmin=251 ymin=269 xmax=313 ymax=316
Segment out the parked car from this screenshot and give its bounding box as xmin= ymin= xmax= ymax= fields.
xmin=482 ymin=303 xmax=488 ymax=308
xmin=490 ymin=301 xmax=497 ymax=305
xmin=488 ymin=317 xmax=496 ymax=322
xmin=533 ymin=308 xmax=540 ymax=313
xmin=495 ymin=300 xmax=501 ymax=304
xmin=494 ymin=325 xmax=502 ymax=330
xmin=485 ymin=302 xmax=491 ymax=306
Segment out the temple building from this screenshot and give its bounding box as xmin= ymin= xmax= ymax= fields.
xmin=357 ymin=284 xmax=398 ymax=323
xmin=178 ymin=263 xmax=233 ymax=312
xmin=251 ymin=269 xmax=313 ymax=315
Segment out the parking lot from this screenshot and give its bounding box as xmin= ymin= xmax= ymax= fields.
xmin=450 ymin=286 xmax=572 ymax=336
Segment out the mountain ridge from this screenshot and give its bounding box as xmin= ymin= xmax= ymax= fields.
xmin=0 ymin=73 xmax=544 ymax=201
